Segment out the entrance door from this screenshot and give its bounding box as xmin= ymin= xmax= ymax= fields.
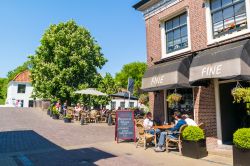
xmin=219 ymin=82 xmax=249 ymax=144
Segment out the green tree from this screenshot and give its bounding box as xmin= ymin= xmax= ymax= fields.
xmin=115 ymin=62 xmax=147 ymax=96
xmin=0 ymin=78 xmax=8 ymax=104
xmin=96 ymin=73 xmax=118 ymax=106
xmin=29 ymin=20 xmax=107 ymax=102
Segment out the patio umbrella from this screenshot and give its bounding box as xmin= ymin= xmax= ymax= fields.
xmin=75 ymin=88 xmax=107 ymax=110
xmin=75 ymin=88 xmax=107 ymax=96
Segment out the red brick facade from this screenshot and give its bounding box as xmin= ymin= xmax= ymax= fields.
xmin=138 ymin=0 xmax=250 ymax=146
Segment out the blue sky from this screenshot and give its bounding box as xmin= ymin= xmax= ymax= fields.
xmin=0 ymin=0 xmax=146 ymax=78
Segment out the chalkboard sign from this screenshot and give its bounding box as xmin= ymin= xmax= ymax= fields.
xmin=115 ymin=110 xmax=136 ymax=143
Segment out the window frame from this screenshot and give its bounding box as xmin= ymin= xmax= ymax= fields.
xmin=160 ymin=9 xmax=191 ymax=59
xmin=165 ymin=12 xmax=188 ymax=54
xmin=17 ymin=84 xmax=26 ymax=94
xmin=206 ymin=0 xmax=250 ymax=45
xmin=209 ymin=0 xmax=248 ymax=39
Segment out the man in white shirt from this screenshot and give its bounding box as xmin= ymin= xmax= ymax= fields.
xmin=143 ymin=112 xmax=160 ymax=135
xmin=182 ymin=114 xmax=197 ymax=126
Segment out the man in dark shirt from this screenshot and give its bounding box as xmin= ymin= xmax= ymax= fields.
xmin=154 ymin=112 xmax=186 ymax=152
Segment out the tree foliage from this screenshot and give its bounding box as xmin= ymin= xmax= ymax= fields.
xmin=96 ymin=73 xmax=118 ymax=106
xmin=29 ymin=20 xmax=107 ymax=102
xmin=115 ymin=62 xmax=147 ymax=96
xmin=0 ymin=78 xmax=8 ymax=104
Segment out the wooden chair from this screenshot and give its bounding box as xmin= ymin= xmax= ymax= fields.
xmin=81 ymin=111 xmax=90 ymax=123
xmin=135 ymin=122 xmax=155 ymax=150
xmin=165 ymin=124 xmax=188 ymax=153
xmin=89 ymin=110 xmax=100 ymax=123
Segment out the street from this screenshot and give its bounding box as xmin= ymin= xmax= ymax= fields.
xmin=0 ymin=108 xmax=232 ymax=166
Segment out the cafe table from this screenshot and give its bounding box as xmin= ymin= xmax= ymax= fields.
xmin=153 ymin=124 xmax=173 ymax=147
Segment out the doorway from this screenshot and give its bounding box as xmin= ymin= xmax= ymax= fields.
xmin=219 ymin=81 xmax=250 ymax=144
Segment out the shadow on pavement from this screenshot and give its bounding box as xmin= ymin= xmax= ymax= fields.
xmin=0 ymin=130 xmax=116 ymax=166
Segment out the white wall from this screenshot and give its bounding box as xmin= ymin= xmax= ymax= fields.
xmin=6 ymin=81 xmax=34 ymax=107
xmin=106 ymin=99 xmax=141 ymax=110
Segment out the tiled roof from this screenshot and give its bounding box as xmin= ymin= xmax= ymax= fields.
xmin=12 ymin=70 xmax=31 ymax=83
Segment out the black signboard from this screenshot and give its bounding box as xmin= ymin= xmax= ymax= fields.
xmin=115 ymin=110 xmax=136 ymax=143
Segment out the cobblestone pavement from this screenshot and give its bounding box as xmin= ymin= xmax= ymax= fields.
xmin=0 ymin=108 xmax=233 ymax=166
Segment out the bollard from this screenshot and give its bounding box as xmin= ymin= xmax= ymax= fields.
xmin=108 ymin=114 xmax=112 ymax=126
xmin=80 ymin=118 xmax=85 ymax=125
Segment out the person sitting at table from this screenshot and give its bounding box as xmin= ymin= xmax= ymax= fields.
xmin=74 ymin=103 xmax=82 ymax=120
xmin=182 ymin=114 xmax=197 ymax=126
xmin=143 ymin=112 xmax=160 ymax=135
xmin=154 ymin=112 xmax=186 ymax=152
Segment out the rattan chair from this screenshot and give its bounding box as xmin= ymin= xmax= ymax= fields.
xmin=136 ymin=122 xmax=155 ymax=150
xmin=165 ymin=124 xmax=188 ymax=153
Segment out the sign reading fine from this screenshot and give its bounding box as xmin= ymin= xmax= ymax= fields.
xmin=115 ymin=111 xmax=136 ymax=143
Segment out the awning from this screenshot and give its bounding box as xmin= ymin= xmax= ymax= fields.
xmin=189 ymin=39 xmax=250 ymax=85
xmin=141 ymin=56 xmax=192 ymax=92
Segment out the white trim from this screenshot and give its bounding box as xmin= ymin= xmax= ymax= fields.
xmin=164 ymin=89 xmax=167 ymax=123
xmin=205 ymin=0 xmax=250 ymax=45
xmin=160 ymin=8 xmax=191 ymax=59
xmin=214 ymin=79 xmax=223 ymax=145
xmin=143 ymin=0 xmax=184 ymax=20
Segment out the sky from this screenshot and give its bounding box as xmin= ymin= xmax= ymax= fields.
xmin=0 ymin=0 xmax=146 ymax=78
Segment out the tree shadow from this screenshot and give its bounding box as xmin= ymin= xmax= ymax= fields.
xmin=0 ymin=130 xmax=116 ymax=166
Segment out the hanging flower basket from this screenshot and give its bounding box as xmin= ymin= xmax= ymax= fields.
xmin=231 ymin=87 xmax=247 ymax=103
xmin=167 ymin=93 xmax=182 ymax=107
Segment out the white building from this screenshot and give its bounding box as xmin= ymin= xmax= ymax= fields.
xmin=6 ymin=70 xmax=34 ymax=107
xmin=105 ymin=92 xmax=142 ymax=110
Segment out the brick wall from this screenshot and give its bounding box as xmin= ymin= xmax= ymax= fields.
xmin=149 ymin=91 xmax=165 ymax=123
xmin=193 ymin=80 xmax=217 ymax=137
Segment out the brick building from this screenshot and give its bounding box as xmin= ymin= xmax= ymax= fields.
xmin=134 ymin=0 xmax=250 ymax=146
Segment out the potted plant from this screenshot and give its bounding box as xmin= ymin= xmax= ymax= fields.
xmin=166 ymin=93 xmax=182 ymax=107
xmin=52 ymin=108 xmax=60 ymax=119
xmin=64 ymin=114 xmax=72 ymax=123
xmin=233 ymin=128 xmax=250 ymax=166
xmin=181 ymin=126 xmax=208 ymax=159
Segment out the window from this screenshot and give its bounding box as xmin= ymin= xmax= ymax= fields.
xmin=165 ymin=12 xmax=188 ymax=53
xmin=120 ymin=102 xmax=125 ymax=109
xmin=111 ymin=101 xmax=116 ymax=110
xmin=129 ymin=102 xmax=134 ymax=108
xmin=17 ymin=84 xmax=26 ymax=93
xmin=166 ymin=88 xmax=193 ymax=123
xmin=210 ymin=0 xmax=247 ymax=38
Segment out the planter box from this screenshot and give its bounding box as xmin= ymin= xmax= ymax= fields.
xmin=181 ymin=139 xmax=208 ymax=159
xmin=64 ymin=118 xmax=71 ymax=123
xmin=52 ymin=114 xmax=59 ymax=119
xmin=233 ymin=146 xmax=250 ymax=166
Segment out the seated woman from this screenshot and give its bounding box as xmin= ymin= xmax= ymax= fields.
xmin=74 ymin=103 xmax=82 ymax=120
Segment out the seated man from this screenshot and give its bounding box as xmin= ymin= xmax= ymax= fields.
xmin=182 ymin=114 xmax=197 ymax=126
xmin=154 ymin=112 xmax=186 ymax=152
xmin=143 ymin=112 xmax=160 ymax=135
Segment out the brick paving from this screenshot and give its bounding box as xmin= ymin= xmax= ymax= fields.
xmin=0 ymin=108 xmax=233 ymax=166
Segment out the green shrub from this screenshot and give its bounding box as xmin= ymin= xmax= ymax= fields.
xmin=233 ymin=128 xmax=250 ymax=149
xmin=182 ymin=126 xmax=205 ymax=141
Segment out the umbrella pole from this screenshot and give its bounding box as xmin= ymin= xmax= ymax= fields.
xmin=89 ymin=95 xmax=91 ymax=110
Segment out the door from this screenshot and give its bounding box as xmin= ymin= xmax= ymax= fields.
xmin=219 ymin=82 xmax=249 ymax=144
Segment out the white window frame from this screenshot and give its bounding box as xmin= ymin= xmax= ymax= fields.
xmin=205 ymin=0 xmax=250 ymax=45
xmin=160 ymin=8 xmax=191 ymax=59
